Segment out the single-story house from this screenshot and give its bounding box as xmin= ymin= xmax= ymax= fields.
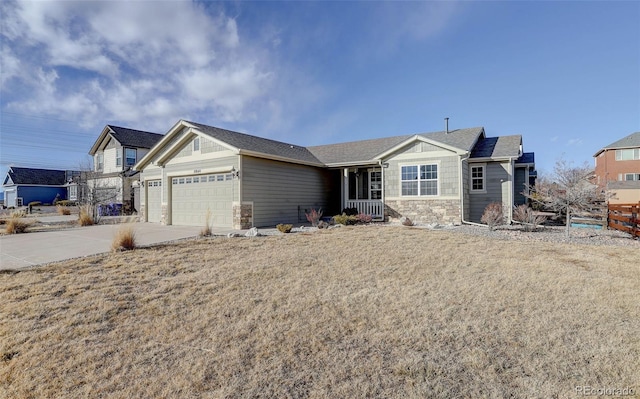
xmin=2 ymin=167 xmax=77 ymax=207
xmin=135 ymin=120 xmax=536 ymax=228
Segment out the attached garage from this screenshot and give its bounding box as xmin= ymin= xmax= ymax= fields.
xmin=146 ymin=180 xmax=162 ymax=223
xmin=171 ymin=173 xmax=234 ymax=227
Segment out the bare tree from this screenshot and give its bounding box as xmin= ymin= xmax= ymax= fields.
xmin=71 ymin=158 xmax=121 ymax=222
xmin=525 ymin=159 xmax=602 ymax=237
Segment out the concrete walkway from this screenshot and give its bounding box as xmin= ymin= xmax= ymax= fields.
xmin=0 ymin=222 xmax=244 ymax=271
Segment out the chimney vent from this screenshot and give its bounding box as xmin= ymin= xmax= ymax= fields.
xmin=445 ymin=117 xmax=449 ymax=134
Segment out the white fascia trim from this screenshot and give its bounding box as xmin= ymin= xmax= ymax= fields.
xmin=135 ymin=120 xmax=192 ymax=170
xmin=376 ymin=135 xmax=466 ymax=159
xmin=89 ymin=126 xmax=117 ymax=155
xmin=323 ymin=160 xmax=380 ymax=168
xmin=469 ymin=156 xmax=519 ymax=163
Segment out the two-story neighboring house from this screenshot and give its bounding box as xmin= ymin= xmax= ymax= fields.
xmin=85 ymin=125 xmax=163 ymax=213
xmin=594 ymin=132 xmax=640 ymax=204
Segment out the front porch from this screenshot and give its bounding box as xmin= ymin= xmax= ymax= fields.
xmin=341 ymin=166 xmax=384 ymax=221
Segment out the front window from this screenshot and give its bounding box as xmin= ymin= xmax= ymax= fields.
xmin=69 ymin=185 xmax=77 ymax=201
xmin=193 ymin=137 xmax=200 ymax=151
xmin=125 ymin=148 xmax=136 ymax=166
xmin=401 ymin=164 xmax=438 ymax=196
xmin=116 ymin=150 xmax=122 ymax=167
xmin=471 ymin=165 xmax=485 ymax=192
xmin=615 ymin=149 xmax=640 ymax=161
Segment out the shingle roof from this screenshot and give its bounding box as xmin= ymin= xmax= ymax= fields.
xmin=307 ymin=135 xmax=413 ymax=165
xmin=308 ymin=127 xmax=485 ymax=165
xmin=108 ymin=125 xmax=164 ymax=149
xmin=5 ymin=167 xmax=67 ymax=186
xmin=516 ymin=152 xmax=535 ymax=164
xmin=186 ymin=122 xmax=324 ymax=165
xmin=601 ymin=131 xmax=640 ymax=150
xmin=471 ymin=135 xmax=522 ymax=159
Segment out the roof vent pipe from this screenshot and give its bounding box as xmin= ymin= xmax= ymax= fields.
xmin=445 ymin=117 xmax=449 ymax=134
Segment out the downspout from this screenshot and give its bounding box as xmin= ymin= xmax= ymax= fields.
xmin=459 ymin=154 xmax=486 ymax=227
xmin=378 ymin=159 xmax=385 ymax=221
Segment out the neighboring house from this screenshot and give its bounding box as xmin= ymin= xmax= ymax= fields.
xmin=593 ymin=131 xmax=640 ymax=204
xmin=135 ymin=120 xmax=535 ymax=229
xmin=85 ymin=125 xmax=163 ymax=212
xmin=2 ymin=167 xmax=77 ymax=207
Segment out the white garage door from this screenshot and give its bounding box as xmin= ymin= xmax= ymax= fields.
xmin=146 ymin=180 xmax=162 ymax=223
xmin=171 ymin=173 xmax=234 ymax=227
xmin=5 ymin=189 xmax=17 ymax=208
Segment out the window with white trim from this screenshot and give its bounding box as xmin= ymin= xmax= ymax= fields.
xmin=615 ymin=148 xmax=640 ymax=161
xmin=193 ymin=137 xmax=200 ymax=151
xmin=125 ymin=148 xmax=137 ymax=166
xmin=116 ymin=150 xmax=122 ymax=167
xmin=470 ymin=165 xmax=485 ymax=192
xmin=401 ymin=164 xmax=438 ymax=196
xmin=96 ymin=153 xmax=104 ymax=172
xmin=624 ymin=173 xmax=640 ymax=181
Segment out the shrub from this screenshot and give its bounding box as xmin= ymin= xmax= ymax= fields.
xmin=56 ymin=200 xmax=76 ymax=207
xmin=342 ymin=207 xmax=359 ymax=216
xmin=5 ymin=217 xmax=31 ymax=234
xmin=481 ymin=202 xmax=505 ymax=231
xmin=333 ymin=213 xmax=358 ymax=225
xmin=10 ymin=210 xmax=26 ymax=218
xmin=513 ymin=204 xmax=547 ymax=232
xmin=78 ymin=205 xmax=95 ymax=226
xmin=112 ymin=225 xmax=136 ymax=252
xmin=357 ymin=213 xmax=373 ymax=224
xmin=305 ymin=208 xmax=323 ymax=227
xmin=276 ymin=224 xmax=293 ymax=233
xmin=28 ymin=201 xmax=42 ymax=207
xmin=56 ymin=205 xmax=71 ymax=216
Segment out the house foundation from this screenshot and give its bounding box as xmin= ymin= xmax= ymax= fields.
xmin=385 ymin=199 xmax=461 ymax=225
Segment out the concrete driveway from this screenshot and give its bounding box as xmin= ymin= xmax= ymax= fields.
xmin=0 ymin=222 xmax=235 ymax=270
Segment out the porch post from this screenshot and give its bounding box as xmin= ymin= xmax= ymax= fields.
xmin=343 ymin=168 xmax=349 ymax=210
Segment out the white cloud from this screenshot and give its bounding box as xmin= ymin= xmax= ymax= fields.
xmin=1 ymin=1 xmax=272 ymax=129
xmin=567 ymin=138 xmax=583 ymax=146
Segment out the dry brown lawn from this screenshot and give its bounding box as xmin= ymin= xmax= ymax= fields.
xmin=1 ymin=226 xmax=638 ymax=398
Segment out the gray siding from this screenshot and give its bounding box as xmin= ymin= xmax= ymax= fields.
xmin=514 ymin=167 xmax=527 ymax=205
xmin=461 ymin=158 xmax=470 ymax=221
xmin=469 ymin=162 xmax=510 ymax=222
xmin=242 ymin=156 xmax=335 ymax=227
xmin=385 ymin=155 xmax=459 ymax=197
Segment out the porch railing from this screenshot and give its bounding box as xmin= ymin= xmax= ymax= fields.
xmin=346 ymin=200 xmax=384 ymax=221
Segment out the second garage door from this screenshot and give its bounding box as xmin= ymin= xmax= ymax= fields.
xmin=146 ymin=180 xmax=162 ymax=223
xmin=171 ymin=173 xmax=234 ymax=227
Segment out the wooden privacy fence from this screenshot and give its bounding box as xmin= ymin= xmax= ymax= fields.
xmin=608 ymin=203 xmax=640 ymax=239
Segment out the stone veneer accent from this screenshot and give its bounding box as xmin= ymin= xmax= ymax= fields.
xmin=233 ymin=202 xmax=253 ymax=229
xmin=140 ymin=204 xmax=146 ymax=221
xmin=385 ymin=199 xmax=461 ymax=225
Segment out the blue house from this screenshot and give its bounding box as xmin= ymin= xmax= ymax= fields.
xmin=2 ymin=167 xmax=76 ymax=207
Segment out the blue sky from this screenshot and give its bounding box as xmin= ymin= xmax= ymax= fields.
xmin=1 ymin=0 xmax=639 ymax=191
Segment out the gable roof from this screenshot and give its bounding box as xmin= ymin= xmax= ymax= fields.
xmin=3 ymin=167 xmax=68 ymax=186
xmin=470 ymin=135 xmax=522 ymax=159
xmin=308 ymin=127 xmax=485 ymax=165
xmin=594 ymin=131 xmax=640 ymax=156
xmin=186 ymin=122 xmax=323 ymax=165
xmin=89 ymin=125 xmax=163 ymax=155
